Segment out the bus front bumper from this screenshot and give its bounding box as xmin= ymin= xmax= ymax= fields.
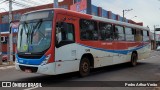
xmin=15 ymin=62 xmax=56 ymax=75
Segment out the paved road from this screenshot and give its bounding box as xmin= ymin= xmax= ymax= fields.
xmin=0 ymin=51 xmax=160 ymax=90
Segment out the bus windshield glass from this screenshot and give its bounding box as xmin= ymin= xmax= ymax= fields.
xmin=17 ymin=10 xmax=53 ymax=53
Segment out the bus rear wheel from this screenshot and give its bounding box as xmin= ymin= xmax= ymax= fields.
xmin=79 ymin=57 xmax=90 ymax=77
xmin=130 ymin=53 xmax=138 ymax=66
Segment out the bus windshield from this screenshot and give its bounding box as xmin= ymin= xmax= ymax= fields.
xmin=17 ymin=10 xmax=53 ymax=53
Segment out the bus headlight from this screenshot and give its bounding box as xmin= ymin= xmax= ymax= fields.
xmin=41 ymin=54 xmax=51 ymax=66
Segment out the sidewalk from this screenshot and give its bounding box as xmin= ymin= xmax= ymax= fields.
xmin=153 ymin=87 xmax=160 ymax=90
xmin=0 ymin=62 xmax=15 ymax=67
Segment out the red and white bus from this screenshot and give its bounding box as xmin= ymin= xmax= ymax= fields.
xmin=15 ymin=8 xmax=151 ymax=76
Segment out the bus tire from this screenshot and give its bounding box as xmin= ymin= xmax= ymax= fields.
xmin=130 ymin=52 xmax=138 ymax=66
xmin=79 ymin=57 xmax=90 ymax=77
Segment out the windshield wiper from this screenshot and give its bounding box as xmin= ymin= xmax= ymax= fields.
xmin=23 ymin=21 xmax=29 ymax=34
xmin=31 ymin=19 xmax=43 ymax=44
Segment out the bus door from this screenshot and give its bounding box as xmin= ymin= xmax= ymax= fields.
xmin=54 ymin=14 xmax=78 ymax=74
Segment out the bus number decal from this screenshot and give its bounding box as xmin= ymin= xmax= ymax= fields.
xmin=85 ymin=49 xmax=90 ymax=52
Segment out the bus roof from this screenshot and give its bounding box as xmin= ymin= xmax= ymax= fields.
xmin=23 ymin=8 xmax=150 ymax=31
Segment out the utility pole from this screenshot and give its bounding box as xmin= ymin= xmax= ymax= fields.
xmin=153 ymin=25 xmax=160 ymax=50
xmin=154 ymin=25 xmax=158 ymax=50
xmin=9 ymin=0 xmax=13 ymax=65
xmin=0 ymin=8 xmax=8 ymax=65
xmin=54 ymin=0 xmax=58 ymax=8
xmin=154 ymin=25 xmax=156 ymax=50
xmin=123 ymin=10 xmax=125 ymax=22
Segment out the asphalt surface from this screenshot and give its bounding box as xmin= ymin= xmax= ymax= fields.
xmin=0 ymin=51 xmax=160 ymax=90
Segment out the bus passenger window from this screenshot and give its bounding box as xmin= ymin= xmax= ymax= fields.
xmin=125 ymin=27 xmax=134 ymax=41
xmin=80 ymin=19 xmax=98 ymax=40
xmin=99 ymin=22 xmax=113 ymax=40
xmin=143 ymin=30 xmax=149 ymax=42
xmin=114 ymin=25 xmax=125 ymax=41
xmin=135 ymin=29 xmax=143 ymax=41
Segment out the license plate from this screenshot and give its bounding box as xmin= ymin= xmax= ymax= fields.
xmin=25 ymin=69 xmax=32 ymax=73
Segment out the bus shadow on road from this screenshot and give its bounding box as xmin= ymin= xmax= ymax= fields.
xmin=90 ymin=62 xmax=148 ymax=76
xmin=15 ymin=62 xmax=150 ymax=87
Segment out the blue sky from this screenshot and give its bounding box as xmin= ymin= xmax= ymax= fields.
xmin=0 ymin=0 xmax=160 ymax=31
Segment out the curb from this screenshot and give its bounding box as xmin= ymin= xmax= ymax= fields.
xmin=153 ymin=87 xmax=160 ymax=90
xmin=0 ymin=63 xmax=15 ymax=67
xmin=0 ymin=64 xmax=14 ymax=67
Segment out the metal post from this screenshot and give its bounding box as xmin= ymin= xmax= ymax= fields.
xmin=54 ymin=0 xmax=58 ymax=8
xmin=0 ymin=27 xmax=2 ymax=65
xmin=154 ymin=25 xmax=156 ymax=50
xmin=9 ymin=0 xmax=13 ymax=64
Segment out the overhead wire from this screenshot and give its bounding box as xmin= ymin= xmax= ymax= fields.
xmin=0 ymin=0 xmax=54 ymax=11
xmin=13 ymin=0 xmax=33 ymax=7
xmin=0 ymin=0 xmax=8 ymax=4
xmin=26 ymin=0 xmax=42 ymax=6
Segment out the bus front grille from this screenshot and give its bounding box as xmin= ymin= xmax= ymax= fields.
xmin=19 ymin=65 xmax=38 ymax=73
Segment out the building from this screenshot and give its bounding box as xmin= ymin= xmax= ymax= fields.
xmin=0 ymin=0 xmax=144 ymax=55
xmin=71 ymin=0 xmax=143 ymax=26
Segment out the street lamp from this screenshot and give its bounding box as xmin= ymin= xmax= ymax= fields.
xmin=154 ymin=25 xmax=159 ymax=50
xmin=123 ymin=9 xmax=133 ymax=22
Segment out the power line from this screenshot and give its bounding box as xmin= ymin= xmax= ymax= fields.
xmin=18 ymin=0 xmax=40 ymax=7
xmin=12 ymin=0 xmax=32 ymax=7
xmin=12 ymin=2 xmax=28 ymax=8
xmin=39 ymin=0 xmax=52 ymax=4
xmin=1 ymin=0 xmax=54 ymax=10
xmin=26 ymin=0 xmax=42 ymax=6
xmin=0 ymin=0 xmax=7 ymax=4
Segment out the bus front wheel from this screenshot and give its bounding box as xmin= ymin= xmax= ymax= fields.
xmin=130 ymin=53 xmax=138 ymax=66
xmin=79 ymin=57 xmax=90 ymax=77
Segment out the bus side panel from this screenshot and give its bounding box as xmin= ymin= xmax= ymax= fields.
xmin=55 ymin=44 xmax=80 ymax=74
xmin=54 ymin=14 xmax=80 ymax=74
xmin=126 ymin=42 xmax=136 ymax=61
xmin=113 ymin=41 xmax=128 ymax=64
xmin=137 ymin=42 xmax=151 ymax=60
xmin=77 ymin=40 xmax=113 ymax=68
xmin=126 ymin=41 xmax=151 ymax=61
xmin=96 ymin=41 xmax=114 ymax=67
